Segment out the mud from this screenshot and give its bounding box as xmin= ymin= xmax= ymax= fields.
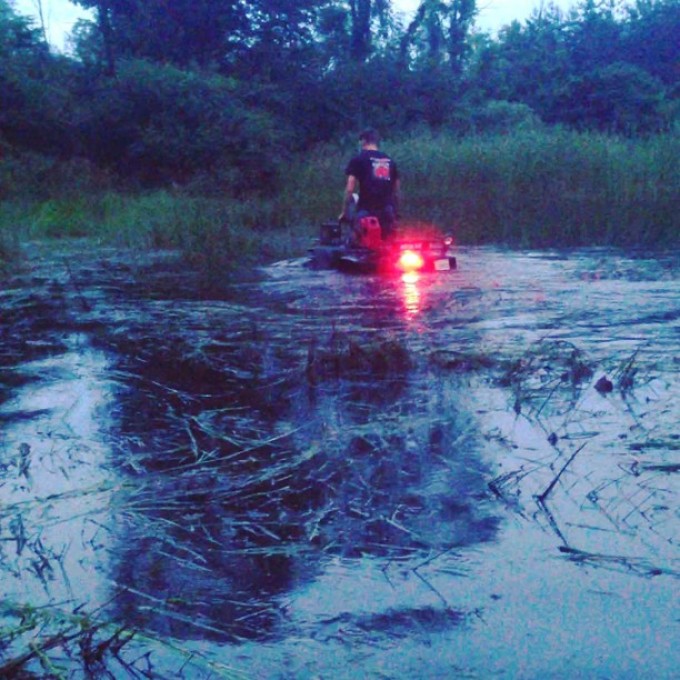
xmin=0 ymin=239 xmax=678 ymax=678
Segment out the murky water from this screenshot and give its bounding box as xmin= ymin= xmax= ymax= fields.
xmin=1 ymin=240 xmax=678 ymax=678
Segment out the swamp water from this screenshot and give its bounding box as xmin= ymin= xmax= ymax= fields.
xmin=0 ymin=240 xmax=677 ymax=678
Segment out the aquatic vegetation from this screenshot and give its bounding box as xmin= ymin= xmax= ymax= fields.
xmin=391 ymin=128 xmax=680 ymax=247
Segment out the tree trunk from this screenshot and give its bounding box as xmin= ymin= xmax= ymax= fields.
xmin=447 ymin=0 xmax=475 ymax=76
xmin=350 ymin=0 xmax=372 ymax=62
xmin=97 ymin=1 xmax=116 ymax=75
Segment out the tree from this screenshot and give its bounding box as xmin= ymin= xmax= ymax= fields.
xmin=623 ymin=0 xmax=680 ymax=86
xmin=350 ymin=0 xmax=372 ymax=60
xmin=346 ymin=0 xmax=393 ymax=61
xmin=551 ymin=61 xmax=666 ymax=133
xmin=400 ymin=0 xmax=476 ymax=74
xmin=566 ymin=0 xmax=625 ymax=73
xmin=74 ymin=59 xmax=284 ymax=190
xmin=0 ymin=0 xmax=73 ymax=154
xmin=446 ymin=0 xmax=476 ymax=76
xmin=475 ymin=6 xmax=570 ymax=119
xmin=71 ymin=0 xmax=250 ymax=73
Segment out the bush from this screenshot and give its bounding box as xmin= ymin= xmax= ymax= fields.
xmin=76 ymin=59 xmax=286 ymax=192
xmin=551 ymin=63 xmax=666 ymax=135
xmin=0 ymin=148 xmax=114 ymax=201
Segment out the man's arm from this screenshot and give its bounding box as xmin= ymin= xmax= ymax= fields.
xmin=339 ymin=175 xmax=357 ymax=221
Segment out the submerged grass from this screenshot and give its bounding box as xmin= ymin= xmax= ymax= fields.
xmin=2 ymin=240 xmax=677 ymax=672
xmin=0 ymin=599 xmax=248 ymax=678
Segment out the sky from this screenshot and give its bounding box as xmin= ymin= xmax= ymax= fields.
xmin=394 ymin=1 xmax=575 ymax=31
xmin=13 ymin=0 xmax=576 ymax=53
xmin=13 ymin=0 xmax=92 ymax=51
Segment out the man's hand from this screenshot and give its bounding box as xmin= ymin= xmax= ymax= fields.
xmin=340 ymin=175 xmax=357 ymax=223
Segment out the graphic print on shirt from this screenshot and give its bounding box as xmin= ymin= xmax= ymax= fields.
xmin=372 ymin=158 xmax=391 ymax=181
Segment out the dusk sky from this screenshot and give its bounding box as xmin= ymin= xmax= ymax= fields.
xmin=13 ymin=0 xmax=577 ymax=52
xmin=394 ymin=0 xmax=574 ymax=31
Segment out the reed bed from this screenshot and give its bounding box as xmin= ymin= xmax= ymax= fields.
xmin=1 ymin=192 xmax=308 ymax=277
xmin=1 ymin=129 xmax=677 ymax=275
xmin=0 ymin=204 xmax=22 ymax=272
xmin=400 ymin=129 xmax=677 ymax=246
xmin=286 ymin=128 xmax=680 ymax=247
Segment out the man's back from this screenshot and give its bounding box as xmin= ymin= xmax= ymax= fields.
xmin=345 ymin=149 xmax=399 ymax=213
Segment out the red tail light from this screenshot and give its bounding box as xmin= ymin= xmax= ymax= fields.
xmin=398 ymin=249 xmax=425 ymax=271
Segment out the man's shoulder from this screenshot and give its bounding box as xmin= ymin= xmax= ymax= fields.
xmin=366 ymin=149 xmax=391 ymax=159
xmin=346 ymin=151 xmax=372 ymax=173
xmin=346 ymin=149 xmax=397 ymax=176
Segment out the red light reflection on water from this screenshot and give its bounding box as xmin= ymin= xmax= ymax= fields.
xmin=401 ymin=271 xmax=421 ymax=316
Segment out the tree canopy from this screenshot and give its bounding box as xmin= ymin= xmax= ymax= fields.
xmin=1 ymin=0 xmax=678 ymax=192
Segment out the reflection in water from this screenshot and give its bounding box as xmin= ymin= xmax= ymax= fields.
xmin=0 ymin=334 xmax=116 ymax=609
xmin=87 ymin=256 xmax=501 ymax=644
xmin=105 ymin=345 xmax=500 ymax=642
xmin=401 ymin=271 xmax=421 ymax=317
xmin=95 ymin=248 xmax=680 ymax=655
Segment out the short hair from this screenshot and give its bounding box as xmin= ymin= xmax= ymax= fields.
xmin=359 ymin=128 xmax=380 ymax=145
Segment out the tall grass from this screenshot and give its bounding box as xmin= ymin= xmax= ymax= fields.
xmin=395 ymin=129 xmax=680 ymax=246
xmin=0 ymin=191 xmax=312 ymax=275
xmin=1 ymin=128 xmax=678 ymax=275
xmin=285 ymin=128 xmax=680 ymax=247
xmin=0 ymin=203 xmax=23 ymax=272
xmin=0 ymin=229 xmax=18 ymax=272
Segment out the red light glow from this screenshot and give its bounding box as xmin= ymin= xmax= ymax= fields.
xmin=401 ymin=271 xmax=420 ymax=316
xmin=398 ymin=250 xmax=424 ymax=271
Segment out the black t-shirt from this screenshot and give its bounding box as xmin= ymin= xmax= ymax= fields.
xmin=345 ymin=150 xmax=399 ymax=212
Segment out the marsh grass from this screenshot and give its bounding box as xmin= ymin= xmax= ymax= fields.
xmin=391 ymin=129 xmax=680 ymax=246
xmin=0 ymin=229 xmax=19 ymax=273
xmin=0 ymin=203 xmax=23 ymax=272
xmin=306 ymin=334 xmax=413 ymax=381
xmin=0 ymin=600 xmax=136 ymax=677
xmin=0 ymin=599 xmax=247 ymax=678
xmin=1 ymin=191 xmax=313 ymax=280
xmin=1 ymin=129 xmax=677 ymax=273
xmin=281 ymin=128 xmax=679 ymax=248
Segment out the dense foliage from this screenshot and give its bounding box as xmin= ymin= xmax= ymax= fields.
xmin=0 ymin=0 xmax=678 ymax=253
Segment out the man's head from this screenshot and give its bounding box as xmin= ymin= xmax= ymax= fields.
xmin=359 ymin=128 xmax=380 ymax=147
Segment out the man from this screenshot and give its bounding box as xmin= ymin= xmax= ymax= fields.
xmin=340 ymin=128 xmax=400 ymax=241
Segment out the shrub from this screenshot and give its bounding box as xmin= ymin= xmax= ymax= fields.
xmin=76 ymin=59 xmax=285 ymax=193
xmin=470 ymin=100 xmax=543 ymax=135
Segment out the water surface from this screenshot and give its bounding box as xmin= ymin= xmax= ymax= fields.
xmin=1 ymin=241 xmax=677 ymax=677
